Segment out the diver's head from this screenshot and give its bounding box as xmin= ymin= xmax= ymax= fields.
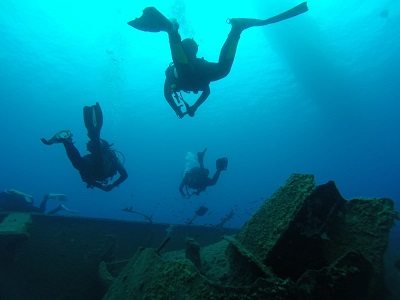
xmin=181 ymin=38 xmax=198 ymax=59
xmin=87 ymin=139 xmax=112 ymax=153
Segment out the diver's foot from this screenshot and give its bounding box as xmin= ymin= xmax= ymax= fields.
xmin=41 ymin=130 xmax=73 ymax=145
xmin=168 ymin=18 xmax=180 ymax=32
xmin=227 ymin=18 xmax=263 ymax=33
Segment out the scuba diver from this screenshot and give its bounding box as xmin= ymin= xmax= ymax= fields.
xmin=179 ymin=148 xmax=228 ymax=198
xmin=128 ymin=3 xmax=308 ymax=118
xmin=41 ymin=103 xmax=128 ymax=192
xmin=0 ymin=189 xmax=76 ymax=215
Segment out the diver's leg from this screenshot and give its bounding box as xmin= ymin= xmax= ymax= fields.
xmin=62 ymin=141 xmax=85 ymax=171
xmin=212 ymin=2 xmax=309 ymax=77
xmin=205 ymin=26 xmax=243 ymax=82
xmin=38 ymin=194 xmax=49 ymax=213
xmin=167 ymin=29 xmax=192 ymax=76
xmin=42 ymin=131 xmax=85 ymax=171
xmin=208 ymin=11 xmax=295 ymax=82
xmin=213 ymin=14 xmax=272 ymax=81
xmin=47 ymin=205 xmax=62 ymax=215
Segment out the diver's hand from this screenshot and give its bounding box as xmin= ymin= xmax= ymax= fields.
xmin=102 ymin=184 xmax=114 ymax=192
xmin=180 ymin=191 xmax=191 ymax=199
xmin=186 ymin=106 xmax=195 ymax=117
xmin=175 ymin=106 xmax=186 ymax=119
xmin=181 ymin=99 xmax=194 ymax=117
xmin=176 ymin=111 xmax=186 ymax=119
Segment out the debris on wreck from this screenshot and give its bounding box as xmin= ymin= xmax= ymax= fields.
xmin=122 ymin=206 xmax=153 ymax=224
xmin=186 ymin=206 xmax=209 ymax=225
xmin=0 ymin=213 xmax=32 ymax=262
xmin=215 ymin=209 xmax=235 ymax=228
xmin=0 ymin=213 xmax=32 ymax=238
xmin=101 ymin=174 xmax=399 ymax=300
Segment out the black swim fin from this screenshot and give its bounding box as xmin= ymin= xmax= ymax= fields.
xmin=259 ymin=2 xmax=309 ymax=26
xmin=127 ymin=7 xmax=172 ymax=32
xmin=227 ymin=2 xmax=308 ymax=31
xmin=83 ymin=102 xmax=103 ymax=140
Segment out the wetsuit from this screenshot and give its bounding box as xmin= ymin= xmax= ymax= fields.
xmin=0 ymin=192 xmax=47 ymax=213
xmin=179 ymin=149 xmax=222 ymax=198
xmin=164 ymin=26 xmax=242 ymax=117
xmin=62 ymin=140 xmax=127 ymax=190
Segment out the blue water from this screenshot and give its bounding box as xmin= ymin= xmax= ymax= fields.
xmin=0 ymin=0 xmax=399 ymax=232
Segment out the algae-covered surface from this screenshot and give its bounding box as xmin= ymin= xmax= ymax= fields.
xmin=102 ymin=174 xmax=399 ymax=300
xmin=0 ymin=213 xmax=31 ymax=237
xmin=234 ymin=174 xmax=316 ymax=261
xmin=325 ymin=197 xmax=397 ymax=272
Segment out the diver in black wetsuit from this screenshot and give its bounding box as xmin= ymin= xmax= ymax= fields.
xmin=128 ymin=3 xmax=308 ymax=118
xmin=179 ymin=148 xmax=228 ymax=198
xmin=0 ymin=190 xmax=76 ymax=214
xmin=41 ymin=103 xmax=128 ymax=192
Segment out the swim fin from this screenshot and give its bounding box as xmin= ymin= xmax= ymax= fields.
xmin=127 ymin=7 xmax=172 ymax=32
xmin=259 ymin=2 xmax=309 ymax=26
xmin=83 ymin=102 xmax=103 ymax=140
xmin=46 ymin=193 xmax=67 ymax=202
xmin=197 ymin=148 xmax=207 ymax=161
xmin=227 ymin=2 xmax=308 ymax=31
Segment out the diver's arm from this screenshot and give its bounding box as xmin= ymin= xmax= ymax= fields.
xmin=110 ymin=162 xmax=128 ymax=190
xmin=208 ymin=157 xmax=228 ymax=187
xmin=86 ymin=180 xmax=104 ymax=190
xmin=208 ymin=170 xmax=222 ymax=187
xmin=179 ymin=180 xmax=187 ymax=198
xmin=187 ymin=86 xmax=210 ymax=117
xmin=100 ymin=161 xmax=128 ymax=192
xmin=114 ymin=165 xmax=128 ymax=187
xmin=164 ymin=79 xmax=185 ymax=118
xmin=193 ymin=189 xmax=202 ymax=196
xmin=179 ymin=173 xmax=191 ymax=198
